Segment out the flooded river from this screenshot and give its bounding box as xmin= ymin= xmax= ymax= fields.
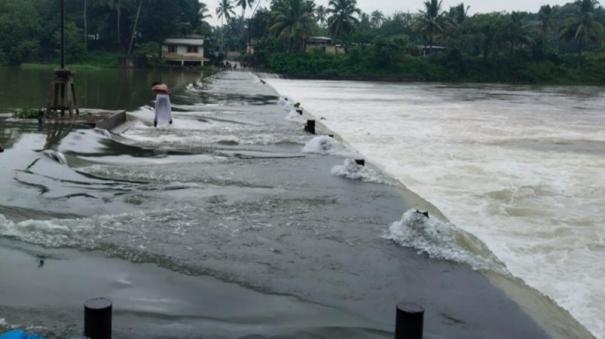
xmin=268 ymin=78 xmax=605 ymax=338
xmin=0 ymin=69 xmax=591 ymax=338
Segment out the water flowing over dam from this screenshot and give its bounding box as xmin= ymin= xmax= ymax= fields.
xmin=267 ymin=77 xmax=605 ymax=338
xmin=0 ymin=71 xmax=592 ymax=338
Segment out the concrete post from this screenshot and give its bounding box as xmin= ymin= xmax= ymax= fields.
xmin=395 ymin=302 xmax=424 ymax=339
xmin=84 ymin=297 xmax=112 ymax=339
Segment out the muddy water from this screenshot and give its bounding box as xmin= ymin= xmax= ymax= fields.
xmin=0 ymin=71 xmax=586 ymax=338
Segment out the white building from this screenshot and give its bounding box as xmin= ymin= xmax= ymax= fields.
xmin=162 ymin=36 xmax=205 ymax=67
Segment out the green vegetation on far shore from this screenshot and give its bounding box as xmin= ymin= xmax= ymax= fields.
xmin=264 ymin=50 xmax=605 ymax=85
xmin=234 ymin=0 xmax=605 ymax=85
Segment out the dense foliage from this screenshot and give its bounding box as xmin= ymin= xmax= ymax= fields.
xmin=228 ymin=0 xmax=605 ymax=83
xmin=0 ymin=0 xmax=211 ymax=66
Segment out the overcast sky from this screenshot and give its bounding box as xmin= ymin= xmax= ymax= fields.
xmin=206 ymin=0 xmax=573 ymax=25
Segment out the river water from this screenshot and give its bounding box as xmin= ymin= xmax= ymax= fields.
xmin=0 ymin=68 xmax=592 ymax=338
xmin=267 ymin=79 xmax=605 ymax=338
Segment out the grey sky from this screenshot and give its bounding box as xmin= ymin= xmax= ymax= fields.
xmin=207 ymin=0 xmax=574 ymax=25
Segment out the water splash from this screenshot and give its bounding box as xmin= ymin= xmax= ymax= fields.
xmin=385 ymin=209 xmax=507 ymax=273
xmin=302 ymin=136 xmax=350 ymax=156
xmin=331 ymin=159 xmax=383 ymax=183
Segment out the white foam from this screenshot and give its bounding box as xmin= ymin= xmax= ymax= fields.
xmin=0 ymin=214 xmax=74 ymax=248
xmin=302 ymin=136 xmax=350 ymax=156
xmin=331 ymin=159 xmax=383 ymax=183
xmin=268 ymin=79 xmax=605 ymax=337
xmin=386 ymin=209 xmax=506 ymax=272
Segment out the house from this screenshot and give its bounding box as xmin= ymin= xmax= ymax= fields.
xmin=162 ymin=35 xmax=206 ymax=66
xmin=305 ymin=36 xmax=346 ymax=55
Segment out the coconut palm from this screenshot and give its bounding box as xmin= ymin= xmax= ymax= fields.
xmin=236 ymin=0 xmax=255 ymax=18
xmin=560 ymin=0 xmax=604 ymax=53
xmin=199 ymin=2 xmax=211 ymax=23
xmin=217 ymin=0 xmax=236 ymax=51
xmin=327 ymin=0 xmax=361 ymax=41
xmin=502 ymin=12 xmax=532 ymax=55
xmin=270 ymin=0 xmax=314 ymax=51
xmin=538 ymin=5 xmax=554 ymax=36
xmin=370 ymin=10 xmax=385 ymax=29
xmin=316 ymin=5 xmax=327 ymax=26
xmin=416 ymin=0 xmax=445 ymax=53
xmin=447 ymin=3 xmax=469 ymax=26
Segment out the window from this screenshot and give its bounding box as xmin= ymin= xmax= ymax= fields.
xmin=167 ymin=45 xmax=176 ymax=53
xmin=187 ymin=46 xmax=199 ymax=53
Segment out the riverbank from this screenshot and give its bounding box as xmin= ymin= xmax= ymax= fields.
xmin=261 ymin=52 xmax=605 ymax=85
xmin=265 ymin=77 xmax=603 ymax=338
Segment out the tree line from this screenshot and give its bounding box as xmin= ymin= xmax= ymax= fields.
xmin=0 ymin=0 xmax=211 ymax=66
xmin=216 ymin=0 xmax=605 ymax=83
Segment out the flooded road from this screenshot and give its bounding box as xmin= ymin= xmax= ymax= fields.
xmin=0 ymin=71 xmax=588 ymax=338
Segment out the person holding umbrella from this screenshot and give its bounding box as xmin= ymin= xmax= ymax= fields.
xmin=152 ymin=82 xmax=172 ymax=127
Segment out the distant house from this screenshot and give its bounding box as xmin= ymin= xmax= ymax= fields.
xmin=417 ymin=45 xmax=447 ymax=56
xmin=162 ymin=36 xmax=206 ymax=66
xmin=305 ymin=36 xmax=346 ymax=55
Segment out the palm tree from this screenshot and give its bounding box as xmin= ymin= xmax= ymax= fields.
xmin=538 ymin=5 xmax=554 ymax=36
xmin=327 ymin=0 xmax=361 ymax=41
xmin=270 ymin=0 xmax=314 ymax=51
xmin=447 ymin=3 xmax=469 ymax=26
xmin=502 ymin=12 xmax=532 ymax=55
xmin=370 ymin=10 xmax=385 ymax=29
xmin=217 ymin=0 xmax=236 ymax=51
xmin=560 ymin=0 xmax=604 ymax=54
xmin=316 ymin=5 xmax=327 ymax=27
xmin=236 ymin=0 xmax=255 ymax=19
xmin=199 ymin=2 xmax=211 ymax=23
xmin=416 ymin=0 xmax=445 ymax=53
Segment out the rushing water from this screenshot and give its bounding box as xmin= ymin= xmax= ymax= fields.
xmin=267 ymin=79 xmax=605 ymax=338
xmin=0 ymin=70 xmax=590 ymax=338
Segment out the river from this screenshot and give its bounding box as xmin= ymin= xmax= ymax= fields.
xmin=0 ymin=68 xmax=593 ymax=338
xmin=266 ymin=78 xmax=605 ymax=338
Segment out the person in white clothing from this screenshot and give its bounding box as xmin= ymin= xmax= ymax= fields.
xmin=152 ymin=82 xmax=172 ymax=127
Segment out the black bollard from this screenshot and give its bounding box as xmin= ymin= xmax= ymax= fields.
xmin=0 ymin=145 xmax=4 ymax=153
xmin=304 ymin=120 xmax=316 ymax=135
xmin=395 ymin=302 xmax=424 ymax=339
xmin=84 ymin=297 xmax=112 ymax=339
xmin=354 ymin=159 xmax=365 ymax=166
xmin=296 ymin=108 xmax=303 ymax=115
xmin=328 ymin=134 xmax=334 ymax=138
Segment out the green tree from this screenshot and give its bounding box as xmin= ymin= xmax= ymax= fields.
xmin=416 ymin=0 xmax=445 ymax=53
xmin=502 ymin=12 xmax=532 ymax=55
xmin=561 ymin=0 xmax=604 ymax=53
xmin=539 ymin=5 xmax=555 ymax=36
xmin=217 ymin=0 xmax=236 ymax=51
xmin=370 ymin=10 xmax=385 ymax=29
xmin=270 ymin=0 xmax=314 ymax=51
xmin=236 ymin=0 xmax=255 ymax=18
xmin=327 ymin=0 xmax=360 ymax=41
xmin=316 ymin=5 xmax=328 ymax=27
xmin=0 ymin=0 xmax=42 ymax=65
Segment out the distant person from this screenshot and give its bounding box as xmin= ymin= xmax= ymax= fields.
xmin=152 ymin=82 xmax=172 ymax=127
xmin=0 ymin=145 xmax=4 ymax=153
